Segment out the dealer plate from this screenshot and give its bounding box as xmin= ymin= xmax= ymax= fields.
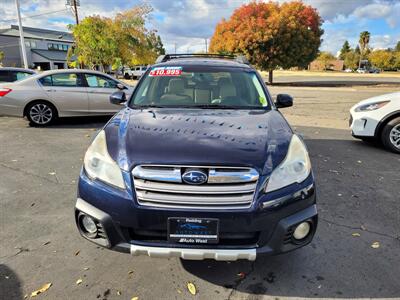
xmin=168 ymin=217 xmax=219 ymax=244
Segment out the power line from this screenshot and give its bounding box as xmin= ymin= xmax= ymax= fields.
xmin=2 ymin=8 xmax=70 ymax=23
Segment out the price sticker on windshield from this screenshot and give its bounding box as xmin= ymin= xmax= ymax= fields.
xmin=149 ymin=67 xmax=182 ymax=77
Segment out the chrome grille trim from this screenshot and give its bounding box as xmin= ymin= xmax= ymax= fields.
xmin=134 ymin=179 xmax=257 ymax=194
xmin=208 ymin=169 xmax=259 ymax=183
xmin=132 ymin=165 xmax=259 ymax=209
xmin=132 ymin=166 xmax=182 ymax=183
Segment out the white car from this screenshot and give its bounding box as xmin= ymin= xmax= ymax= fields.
xmin=131 ymin=65 xmax=148 ymax=79
xmin=121 ymin=66 xmax=147 ymax=79
xmin=0 ymin=69 xmax=134 ymax=126
xmin=350 ymin=92 xmax=400 ymax=153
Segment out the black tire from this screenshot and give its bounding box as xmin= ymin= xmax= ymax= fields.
xmin=124 ymin=73 xmax=130 ymax=79
xmin=26 ymin=101 xmax=57 ymax=127
xmin=381 ymin=116 xmax=400 ymax=154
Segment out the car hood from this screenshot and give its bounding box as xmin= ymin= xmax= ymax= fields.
xmin=104 ymin=108 xmax=293 ymax=175
xmin=351 ymin=92 xmax=400 ymax=111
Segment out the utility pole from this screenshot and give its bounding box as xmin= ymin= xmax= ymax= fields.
xmin=174 ymin=43 xmax=177 ymax=54
xmin=205 ymin=38 xmax=208 ymax=54
xmin=66 ymin=0 xmax=80 ymax=24
xmin=15 ymin=0 xmax=28 ymax=68
xmin=73 ymin=0 xmax=79 ymax=24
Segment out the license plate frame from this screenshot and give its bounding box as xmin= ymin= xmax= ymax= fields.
xmin=168 ymin=217 xmax=219 ymax=244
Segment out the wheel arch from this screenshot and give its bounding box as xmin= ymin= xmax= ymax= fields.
xmin=23 ymin=99 xmax=59 ymax=118
xmin=374 ymin=110 xmax=400 ymax=138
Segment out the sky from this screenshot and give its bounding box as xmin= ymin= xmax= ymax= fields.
xmin=1 ymin=0 xmax=399 ymax=56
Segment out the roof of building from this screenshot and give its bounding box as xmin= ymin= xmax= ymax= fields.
xmin=0 ymin=25 xmax=73 ymax=43
xmin=31 ymin=49 xmax=69 ymax=61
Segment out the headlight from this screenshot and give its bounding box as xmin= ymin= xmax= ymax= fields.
xmin=355 ymin=100 xmax=390 ymax=112
xmin=83 ymin=130 xmax=125 ymax=189
xmin=265 ymin=134 xmax=311 ymax=193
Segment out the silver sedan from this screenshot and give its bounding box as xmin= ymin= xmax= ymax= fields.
xmin=0 ymin=69 xmax=134 ymax=126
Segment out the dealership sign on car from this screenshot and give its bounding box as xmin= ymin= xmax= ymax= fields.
xmin=149 ymin=66 xmax=182 ymax=77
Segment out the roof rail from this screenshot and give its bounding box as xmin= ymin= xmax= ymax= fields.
xmin=155 ymin=53 xmax=250 ymax=65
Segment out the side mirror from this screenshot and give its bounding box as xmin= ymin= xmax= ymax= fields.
xmin=275 ymin=94 xmax=293 ymax=108
xmin=117 ymin=83 xmax=127 ymax=90
xmin=110 ymin=91 xmax=126 ymax=105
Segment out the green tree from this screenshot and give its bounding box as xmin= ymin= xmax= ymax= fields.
xmin=344 ymin=51 xmax=360 ymax=70
xmin=393 ymin=51 xmax=400 ymax=70
xmin=395 ymin=41 xmax=400 ymax=52
xmin=68 ymin=16 xmax=117 ymax=70
xmin=0 ymin=51 xmax=4 ymax=66
xmin=368 ymin=50 xmax=394 ymax=70
xmin=68 ymin=4 xmax=165 ymax=70
xmin=359 ymin=31 xmax=371 ymax=67
xmin=316 ymin=51 xmax=336 ymax=70
xmin=210 ymin=1 xmax=324 ymax=83
xmin=339 ymin=41 xmax=351 ymax=60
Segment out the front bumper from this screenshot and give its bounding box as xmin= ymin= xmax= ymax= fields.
xmin=349 ymin=112 xmax=379 ymax=138
xmin=75 ymin=171 xmax=318 ymax=261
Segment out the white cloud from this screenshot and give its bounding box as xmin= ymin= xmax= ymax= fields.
xmin=370 ymin=34 xmax=400 ymax=50
xmin=303 ymin=0 xmax=375 ymax=21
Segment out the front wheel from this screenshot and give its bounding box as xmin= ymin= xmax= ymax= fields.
xmin=26 ymin=102 xmax=57 ymax=127
xmin=381 ymin=117 xmax=400 ymax=154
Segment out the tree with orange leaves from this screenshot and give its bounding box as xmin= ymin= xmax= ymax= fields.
xmin=210 ymin=1 xmax=323 ymax=83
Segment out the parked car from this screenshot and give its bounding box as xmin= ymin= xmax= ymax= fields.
xmin=368 ymin=67 xmax=380 ymax=74
xmin=0 ymin=67 xmax=35 ymax=82
xmin=344 ymin=68 xmax=353 ymax=73
xmin=356 ymin=68 xmax=367 ymax=73
xmin=121 ymin=66 xmax=148 ymax=80
xmin=350 ymin=92 xmax=400 ymax=153
xmin=74 ymin=54 xmax=318 ymax=261
xmin=0 ymin=69 xmax=134 ymax=126
xmin=131 ymin=65 xmax=148 ymax=79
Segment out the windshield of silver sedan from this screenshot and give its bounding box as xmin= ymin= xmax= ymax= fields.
xmin=129 ymin=66 xmax=270 ymax=109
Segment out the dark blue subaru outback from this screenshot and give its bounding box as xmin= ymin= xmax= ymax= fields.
xmin=75 ymin=54 xmax=317 ymax=261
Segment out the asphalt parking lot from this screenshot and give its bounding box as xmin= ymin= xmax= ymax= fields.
xmin=1 ymin=83 xmax=400 ymax=299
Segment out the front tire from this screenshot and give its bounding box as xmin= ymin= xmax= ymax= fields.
xmin=26 ymin=101 xmax=57 ymax=127
xmin=381 ymin=117 xmax=400 ymax=154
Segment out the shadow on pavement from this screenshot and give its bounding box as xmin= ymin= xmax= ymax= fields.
xmin=48 ymin=115 xmax=112 ymax=129
xmin=0 ymin=265 xmax=23 ymax=300
xmin=181 ymin=127 xmax=400 ymax=298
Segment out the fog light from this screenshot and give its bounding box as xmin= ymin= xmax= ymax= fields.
xmin=293 ymin=222 xmax=311 ymax=240
xmin=80 ymin=214 xmax=97 ymax=237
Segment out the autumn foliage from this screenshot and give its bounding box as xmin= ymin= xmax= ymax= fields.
xmin=68 ymin=4 xmax=164 ymax=70
xmin=210 ymin=1 xmax=324 ymax=81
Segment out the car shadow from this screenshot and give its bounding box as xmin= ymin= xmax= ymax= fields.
xmin=47 ymin=115 xmax=112 ymax=129
xmin=181 ymin=126 xmax=400 ymax=298
xmin=0 ymin=265 xmax=23 ymax=300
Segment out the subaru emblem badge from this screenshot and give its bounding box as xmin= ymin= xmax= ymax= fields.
xmin=182 ymin=170 xmax=208 ymax=185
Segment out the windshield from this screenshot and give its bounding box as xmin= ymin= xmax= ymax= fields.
xmin=129 ymin=66 xmax=270 ymax=109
